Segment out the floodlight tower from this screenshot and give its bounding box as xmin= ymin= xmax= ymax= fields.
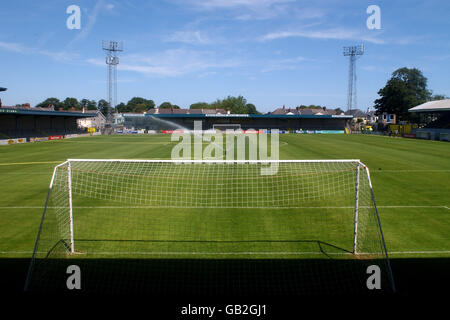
xmin=102 ymin=40 xmax=123 ymax=123
xmin=343 ymin=44 xmax=364 ymax=111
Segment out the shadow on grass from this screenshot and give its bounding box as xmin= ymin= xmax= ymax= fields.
xmin=1 ymin=257 xmax=448 ymax=295
xmin=5 ymin=239 xmax=448 ymax=295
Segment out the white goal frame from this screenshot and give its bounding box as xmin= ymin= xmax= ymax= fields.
xmin=44 ymin=158 xmax=385 ymax=257
xmin=25 ymin=158 xmax=397 ymax=294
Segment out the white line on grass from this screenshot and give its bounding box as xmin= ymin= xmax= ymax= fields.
xmin=0 ymin=161 xmax=62 ymax=166
xmin=389 ymin=250 xmax=450 ymax=255
xmin=1 ymin=250 xmax=450 ymax=255
xmin=86 ymin=250 xmax=450 ymax=256
xmin=0 ymin=205 xmax=448 ymax=209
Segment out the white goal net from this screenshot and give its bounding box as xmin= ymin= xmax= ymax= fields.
xmin=25 ymin=159 xmax=395 ymax=294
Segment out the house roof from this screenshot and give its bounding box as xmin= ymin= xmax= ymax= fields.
xmin=344 ymin=109 xmax=367 ymax=118
xmin=270 ymin=106 xmax=300 ymax=115
xmin=409 ymin=99 xmax=450 ymax=113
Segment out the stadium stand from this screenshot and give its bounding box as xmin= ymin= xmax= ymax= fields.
xmin=0 ymin=105 xmax=95 ymax=139
xmin=409 ymin=99 xmax=450 ymax=141
xmin=120 ymin=106 xmax=353 ymax=132
xmin=424 ymin=112 xmax=450 ymax=129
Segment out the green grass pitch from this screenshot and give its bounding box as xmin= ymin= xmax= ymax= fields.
xmin=0 ymin=134 xmax=449 ymax=260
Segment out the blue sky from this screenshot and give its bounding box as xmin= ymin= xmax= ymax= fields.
xmin=0 ymin=0 xmax=449 ymax=113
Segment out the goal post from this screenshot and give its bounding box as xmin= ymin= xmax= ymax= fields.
xmin=353 ymin=163 xmax=360 ymax=254
xmin=67 ymin=161 xmax=75 ymax=254
xmin=25 ymin=159 xmax=395 ymax=294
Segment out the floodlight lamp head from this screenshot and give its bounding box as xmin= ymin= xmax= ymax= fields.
xmin=102 ymin=40 xmax=123 ymax=52
xmin=106 ymin=56 xmax=119 ymax=65
xmin=343 ymin=45 xmax=364 ymax=56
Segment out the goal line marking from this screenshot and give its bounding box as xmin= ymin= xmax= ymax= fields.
xmin=2 ymin=250 xmax=450 ymax=255
xmin=0 ymin=205 xmax=448 ymax=209
xmin=0 ymin=161 xmax=62 ymax=166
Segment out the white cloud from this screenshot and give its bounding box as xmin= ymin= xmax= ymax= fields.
xmin=172 ymin=0 xmax=295 ymax=20
xmin=165 ymin=30 xmax=212 ymax=44
xmin=180 ymin=0 xmax=293 ymax=10
xmin=0 ymin=41 xmax=26 ymax=53
xmin=261 ymin=28 xmax=386 ymax=44
xmin=88 ymin=49 xmax=241 ymax=77
xmin=0 ymin=39 xmax=77 ymax=62
xmin=39 ymin=50 xmax=78 ymax=62
xmin=198 ymin=71 xmax=217 ymax=78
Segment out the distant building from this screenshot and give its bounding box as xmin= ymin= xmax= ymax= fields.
xmin=378 ymin=112 xmax=396 ymax=125
xmin=77 ymin=109 xmax=106 ymax=130
xmin=366 ymin=111 xmax=378 ymax=124
xmin=269 ymin=105 xmax=337 ymax=116
xmin=344 ymin=109 xmax=367 ymax=120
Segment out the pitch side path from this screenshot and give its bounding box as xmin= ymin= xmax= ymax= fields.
xmin=0 ymin=134 xmax=449 ymax=295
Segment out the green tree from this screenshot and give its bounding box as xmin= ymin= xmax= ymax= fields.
xmin=133 ymin=103 xmax=148 ymax=113
xmin=98 ymin=99 xmax=110 ymax=115
xmin=219 ymin=96 xmax=247 ymax=114
xmin=374 ymin=67 xmax=431 ymax=121
xmin=297 ymin=105 xmax=323 ymax=109
xmin=430 ymin=94 xmax=448 ymax=101
xmin=159 ymin=102 xmax=173 ymax=109
xmin=245 ymin=103 xmax=258 ymax=114
xmin=190 ymin=102 xmax=210 ymax=109
xmin=63 ymin=97 xmax=80 ymax=110
xmin=36 ymin=97 xmax=63 ymax=109
xmin=207 ymin=96 xmax=259 ymax=114
xmin=80 ymin=99 xmax=97 ymax=110
xmin=115 ymin=102 xmax=129 ymax=113
xmin=127 ymin=97 xmax=155 ymax=112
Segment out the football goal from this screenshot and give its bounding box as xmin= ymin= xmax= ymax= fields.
xmin=212 ymin=124 xmax=241 ymax=131
xmin=25 ymin=159 xmax=395 ymax=294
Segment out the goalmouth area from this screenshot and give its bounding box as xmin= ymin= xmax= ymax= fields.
xmin=25 ymin=159 xmax=395 ymax=293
